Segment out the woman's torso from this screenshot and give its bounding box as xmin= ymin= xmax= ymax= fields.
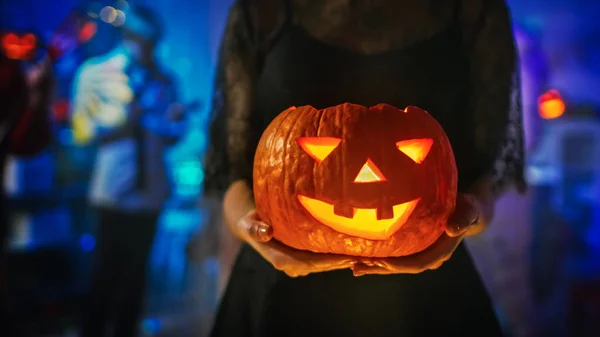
xmin=252 ymin=0 xmax=475 ymax=189
xmin=221 ymin=1 xmax=502 ymax=336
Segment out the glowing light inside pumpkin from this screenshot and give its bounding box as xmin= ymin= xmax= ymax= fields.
xmin=298 ymin=195 xmax=420 ymax=240
xmin=396 ymin=138 xmax=433 ymax=164
xmin=538 ymin=89 xmax=565 ymax=119
xmin=354 ymin=158 xmax=386 ymax=183
xmin=296 ymin=137 xmax=341 ymax=164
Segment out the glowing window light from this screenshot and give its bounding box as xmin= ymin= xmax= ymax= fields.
xmin=538 ymin=89 xmax=565 ymax=119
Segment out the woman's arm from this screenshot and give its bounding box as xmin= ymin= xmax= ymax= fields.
xmin=465 ymin=175 xmax=495 ymax=236
xmin=214 ymin=1 xmax=262 ymax=232
xmin=208 ymin=0 xmax=287 ymax=229
xmin=223 ymin=180 xmax=256 ymax=240
xmin=460 ymin=0 xmax=526 ymax=235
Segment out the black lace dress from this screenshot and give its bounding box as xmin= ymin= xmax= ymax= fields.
xmin=205 ymin=0 xmax=525 ymax=336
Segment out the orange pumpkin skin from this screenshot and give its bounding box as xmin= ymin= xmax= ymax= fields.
xmin=253 ymin=103 xmax=457 ymax=257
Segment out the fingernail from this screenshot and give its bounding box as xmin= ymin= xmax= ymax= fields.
xmin=256 ymin=223 xmax=273 ymax=242
xmin=447 ymin=222 xmax=468 ymax=237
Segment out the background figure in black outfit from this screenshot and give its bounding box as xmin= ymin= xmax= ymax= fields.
xmin=0 ymin=54 xmax=53 ymax=335
xmin=204 ymin=0 xmax=525 ymax=336
xmin=76 ymin=6 xmax=182 ymax=337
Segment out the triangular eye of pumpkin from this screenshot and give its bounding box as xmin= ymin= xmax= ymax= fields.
xmin=396 ymin=138 xmax=433 ymax=164
xmin=296 ymin=137 xmax=341 ymax=164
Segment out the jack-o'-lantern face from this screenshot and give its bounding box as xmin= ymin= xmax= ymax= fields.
xmin=1 ymin=33 xmax=37 ymax=60
xmin=254 ymin=103 xmax=457 ymax=257
xmin=295 ymin=136 xmax=433 ymax=240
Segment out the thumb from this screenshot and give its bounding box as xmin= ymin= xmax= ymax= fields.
xmin=445 ymin=194 xmax=479 ymax=237
xmin=239 ymin=210 xmax=273 ymax=243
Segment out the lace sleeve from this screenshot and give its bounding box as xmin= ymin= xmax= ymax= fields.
xmin=203 ymin=1 xmax=259 ymax=197
xmin=203 ymin=0 xmax=287 ymax=196
xmin=462 ymin=0 xmax=526 ymax=195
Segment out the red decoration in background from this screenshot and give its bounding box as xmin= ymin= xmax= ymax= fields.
xmin=538 ymin=89 xmax=565 ymax=119
xmin=53 ymin=99 xmax=70 ymax=122
xmin=48 ymin=13 xmax=98 ymax=61
xmin=79 ymin=21 xmax=97 ymax=43
xmin=1 ymin=33 xmax=37 ymax=60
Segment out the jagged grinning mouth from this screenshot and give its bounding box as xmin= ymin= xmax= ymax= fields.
xmin=297 ymin=195 xmax=421 ymax=241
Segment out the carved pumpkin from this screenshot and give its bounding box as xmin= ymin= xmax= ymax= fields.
xmin=253 ymin=103 xmax=457 ymax=257
xmin=1 ymin=33 xmax=37 ymax=60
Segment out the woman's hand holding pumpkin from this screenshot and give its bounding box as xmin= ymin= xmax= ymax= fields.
xmin=237 ymin=193 xmax=482 ymax=277
xmin=237 ymin=210 xmax=358 ymax=277
xmin=352 ymin=193 xmax=481 ymax=276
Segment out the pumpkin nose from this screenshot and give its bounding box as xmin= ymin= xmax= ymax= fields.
xmin=353 ymin=158 xmax=387 ymax=183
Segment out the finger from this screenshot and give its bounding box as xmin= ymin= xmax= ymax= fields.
xmin=359 ymin=258 xmax=375 ymax=267
xmin=415 ymin=234 xmax=463 ymax=268
xmin=270 ymin=241 xmax=357 ymax=271
xmin=373 ymin=260 xmax=426 ymax=274
xmin=378 ymin=234 xmax=463 ymax=272
xmin=428 ymin=260 xmax=445 ymax=270
xmin=351 ymin=264 xmax=390 ymax=277
xmin=247 ymin=220 xmax=273 ymax=242
xmin=257 ymin=240 xmax=356 ymax=275
xmin=313 ymin=257 xmax=358 ymax=272
xmin=446 ymin=194 xmax=479 ymax=237
xmin=285 ymin=270 xmax=307 ymax=278
xmin=238 ymin=210 xmax=272 ymax=242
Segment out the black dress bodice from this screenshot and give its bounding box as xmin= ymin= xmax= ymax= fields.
xmin=251 ymin=22 xmax=485 ymax=191
xmin=210 ymin=14 xmax=505 ymax=337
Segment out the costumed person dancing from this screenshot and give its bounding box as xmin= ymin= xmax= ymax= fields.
xmin=73 ymin=6 xmax=182 ymax=337
xmin=205 ymin=0 xmax=525 ymax=336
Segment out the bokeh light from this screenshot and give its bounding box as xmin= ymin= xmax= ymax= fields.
xmin=79 ymin=234 xmax=96 ymax=252
xmin=113 ymin=10 xmax=126 ymax=27
xmin=538 ymin=89 xmax=566 ymax=119
xmin=99 ymin=6 xmax=118 ymax=24
xmin=78 ymin=21 xmax=97 ymax=42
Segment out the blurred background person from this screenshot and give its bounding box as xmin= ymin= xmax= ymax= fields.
xmin=71 ymin=5 xmax=185 ymax=337
xmin=0 ymin=51 xmax=53 ymax=336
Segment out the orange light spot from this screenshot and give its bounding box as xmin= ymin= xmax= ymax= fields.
xmin=2 ymin=33 xmax=36 ymax=60
xmin=298 ymin=195 xmax=420 ymax=240
xmin=354 ymin=158 xmax=386 ymax=183
xmin=296 ymin=137 xmax=341 ymax=164
xmin=396 ymin=138 xmax=433 ymax=164
xmin=538 ymin=90 xmax=565 ymax=119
